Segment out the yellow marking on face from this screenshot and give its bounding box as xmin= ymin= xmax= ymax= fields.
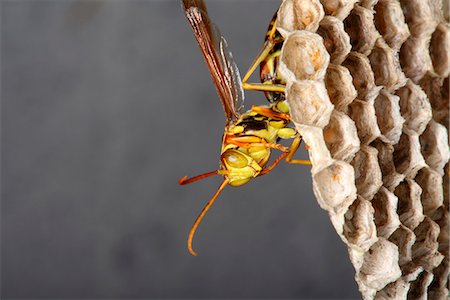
xmin=229 ymin=177 xmax=251 ymax=187
xmin=226 ymin=160 xmax=261 ymax=186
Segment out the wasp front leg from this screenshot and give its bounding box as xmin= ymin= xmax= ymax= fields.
xmin=257 ymin=135 xmax=310 ymax=178
xmin=273 ymin=128 xmax=312 ymax=166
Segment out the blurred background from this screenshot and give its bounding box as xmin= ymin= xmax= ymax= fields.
xmin=2 ymin=0 xmax=359 ymax=298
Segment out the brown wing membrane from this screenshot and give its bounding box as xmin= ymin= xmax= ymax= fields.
xmin=182 ymin=0 xmax=208 ymax=16
xmin=215 ymin=30 xmax=244 ymax=114
xmin=182 ymin=0 xmax=240 ymax=122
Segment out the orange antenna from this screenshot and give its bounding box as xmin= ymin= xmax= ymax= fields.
xmin=179 ymin=170 xmax=219 ymax=185
xmin=188 ymin=178 xmax=229 ymax=256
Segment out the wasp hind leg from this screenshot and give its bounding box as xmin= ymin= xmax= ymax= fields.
xmin=243 ymin=83 xmax=286 ymax=93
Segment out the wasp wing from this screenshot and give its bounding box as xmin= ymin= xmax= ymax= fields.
xmin=182 ymin=0 xmax=243 ymax=122
xmin=182 ymin=0 xmax=208 ymax=15
xmin=213 ymin=26 xmax=244 ymax=115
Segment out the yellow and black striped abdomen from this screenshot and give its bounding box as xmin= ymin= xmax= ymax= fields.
xmin=259 ymin=11 xmax=286 ymax=103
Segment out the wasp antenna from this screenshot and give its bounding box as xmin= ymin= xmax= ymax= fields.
xmin=178 ymin=170 xmax=221 ymax=185
xmin=188 ymin=178 xmax=229 ymax=256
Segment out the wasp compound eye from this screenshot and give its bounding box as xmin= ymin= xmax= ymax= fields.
xmin=222 ymin=150 xmax=248 ymax=168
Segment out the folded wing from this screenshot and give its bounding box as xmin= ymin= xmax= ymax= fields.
xmin=182 ymin=0 xmax=244 ymax=122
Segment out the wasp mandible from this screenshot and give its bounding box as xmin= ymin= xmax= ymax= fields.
xmin=180 ymin=0 xmax=310 ymax=256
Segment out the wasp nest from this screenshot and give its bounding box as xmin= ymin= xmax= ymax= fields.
xmin=276 ymin=0 xmax=449 ymax=299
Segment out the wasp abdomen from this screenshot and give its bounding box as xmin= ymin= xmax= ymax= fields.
xmin=260 ymin=12 xmax=286 ymax=103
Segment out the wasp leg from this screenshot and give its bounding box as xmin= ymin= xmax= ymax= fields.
xmin=250 ymin=105 xmax=290 ymax=121
xmin=259 ymin=152 xmax=289 ymax=176
xmin=257 ymin=137 xmax=311 ymax=177
xmin=242 ymin=82 xmax=286 ymax=93
xmin=225 ymin=136 xmax=288 ymax=152
xmin=285 ymin=135 xmax=312 ymax=165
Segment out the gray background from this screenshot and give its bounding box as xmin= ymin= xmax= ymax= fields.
xmin=2 ymin=0 xmax=359 ymax=298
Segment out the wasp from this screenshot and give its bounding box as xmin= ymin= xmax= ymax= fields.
xmin=180 ymin=0 xmax=309 ymax=256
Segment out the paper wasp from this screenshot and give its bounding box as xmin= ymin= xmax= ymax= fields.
xmin=180 ymin=0 xmax=310 ymax=256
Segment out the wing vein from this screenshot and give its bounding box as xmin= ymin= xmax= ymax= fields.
xmin=182 ymin=1 xmax=242 ymax=122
